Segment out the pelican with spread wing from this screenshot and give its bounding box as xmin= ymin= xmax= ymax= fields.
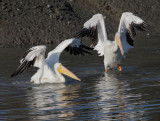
xmin=11 ymin=38 xmax=92 ymax=84
xmin=76 ymin=12 xmax=148 ymax=72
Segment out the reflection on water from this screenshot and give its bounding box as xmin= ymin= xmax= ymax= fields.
xmin=95 ymin=73 xmax=145 ymax=120
xmin=0 ymin=35 xmax=160 ymax=120
xmin=26 ymin=84 xmax=81 ymax=120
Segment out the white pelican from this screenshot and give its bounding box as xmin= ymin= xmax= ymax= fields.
xmin=11 ymin=38 xmax=92 ymax=84
xmin=76 ymin=12 xmax=148 ymax=72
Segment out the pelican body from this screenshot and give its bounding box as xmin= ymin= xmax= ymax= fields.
xmin=103 ymin=39 xmax=123 ymax=71
xmin=11 ymin=38 xmax=92 ymax=84
xmin=76 ymin=12 xmax=148 ymax=72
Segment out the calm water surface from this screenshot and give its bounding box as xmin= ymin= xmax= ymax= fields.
xmin=0 ymin=35 xmax=160 ymax=120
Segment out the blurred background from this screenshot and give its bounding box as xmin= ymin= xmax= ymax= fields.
xmin=0 ymin=0 xmax=159 ymax=47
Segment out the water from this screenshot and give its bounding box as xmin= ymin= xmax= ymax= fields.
xmin=0 ymin=34 xmax=160 ymax=120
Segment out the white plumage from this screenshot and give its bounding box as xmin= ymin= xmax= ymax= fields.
xmin=11 ymin=38 xmax=92 ymax=84
xmin=77 ymin=12 xmax=147 ymax=71
xmin=117 ymin=12 xmax=144 ymax=53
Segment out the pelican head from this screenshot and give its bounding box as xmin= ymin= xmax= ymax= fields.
xmin=115 ymin=32 xmax=124 ymax=56
xmin=54 ymin=63 xmax=81 ymax=82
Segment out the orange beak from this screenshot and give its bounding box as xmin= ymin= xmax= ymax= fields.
xmin=116 ymin=35 xmax=124 ymax=56
xmin=57 ymin=64 xmax=81 ymax=81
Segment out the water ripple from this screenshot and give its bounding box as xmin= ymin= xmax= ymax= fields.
xmin=1 ymin=36 xmax=160 ymax=120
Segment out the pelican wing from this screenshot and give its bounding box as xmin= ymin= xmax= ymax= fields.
xmin=76 ymin=14 xmax=108 ymax=56
xmin=77 ymin=26 xmax=98 ymax=47
xmin=118 ymin=12 xmax=148 ymax=53
xmin=65 ymin=41 xmax=93 ymax=55
xmin=11 ymin=45 xmax=46 ymax=77
xmin=46 ymin=38 xmax=93 ymax=66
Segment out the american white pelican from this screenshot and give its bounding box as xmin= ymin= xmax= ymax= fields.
xmin=76 ymin=12 xmax=148 ymax=72
xmin=11 ymin=38 xmax=92 ymax=84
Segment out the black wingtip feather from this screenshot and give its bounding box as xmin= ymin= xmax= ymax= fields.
xmin=133 ymin=22 xmax=147 ymax=31
xmin=75 ymin=26 xmax=98 ymax=47
xmin=64 ymin=41 xmax=93 ymax=56
xmin=126 ymin=31 xmax=134 ymax=46
xmin=11 ymin=57 xmax=36 ymax=77
xmin=76 ymin=28 xmax=89 ymax=38
xmin=126 ymin=21 xmax=149 ymax=47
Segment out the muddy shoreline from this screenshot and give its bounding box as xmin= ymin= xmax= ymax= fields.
xmin=0 ymin=0 xmax=160 ymax=47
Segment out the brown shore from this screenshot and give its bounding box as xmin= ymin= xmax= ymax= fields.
xmin=0 ymin=0 xmax=160 ymax=47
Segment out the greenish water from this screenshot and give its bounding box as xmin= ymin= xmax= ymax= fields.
xmin=0 ymin=34 xmax=160 ymax=120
